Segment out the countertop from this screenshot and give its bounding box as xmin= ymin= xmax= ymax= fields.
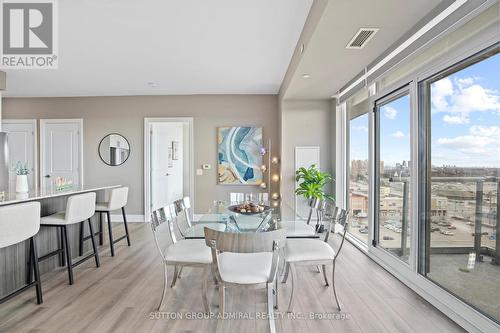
xmin=0 ymin=185 xmax=121 ymax=206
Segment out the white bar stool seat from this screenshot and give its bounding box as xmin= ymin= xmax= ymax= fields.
xmin=0 ymin=202 xmax=42 ymax=305
xmin=85 ymin=186 xmax=130 ymax=257
xmin=39 ymin=192 xmax=100 ymax=285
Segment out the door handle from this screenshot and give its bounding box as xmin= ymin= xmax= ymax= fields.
xmin=45 ymin=174 xmax=51 ymax=178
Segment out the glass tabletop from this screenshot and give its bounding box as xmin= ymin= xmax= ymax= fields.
xmin=183 ymin=201 xmax=321 ymax=239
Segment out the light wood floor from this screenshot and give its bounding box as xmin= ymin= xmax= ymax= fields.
xmin=0 ymin=223 xmax=466 ymax=333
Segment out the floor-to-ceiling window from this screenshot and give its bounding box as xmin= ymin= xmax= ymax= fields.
xmin=375 ymin=88 xmax=412 ymax=263
xmin=421 ymin=48 xmax=500 ymax=323
xmin=347 ymin=89 xmax=370 ymax=244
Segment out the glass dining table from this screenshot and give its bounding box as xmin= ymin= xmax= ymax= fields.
xmin=183 ymin=201 xmax=321 ymax=239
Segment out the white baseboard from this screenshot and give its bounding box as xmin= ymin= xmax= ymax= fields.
xmin=109 ymin=214 xmax=145 ymax=223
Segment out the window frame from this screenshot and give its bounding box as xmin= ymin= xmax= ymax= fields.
xmin=373 ymin=84 xmax=412 ymax=264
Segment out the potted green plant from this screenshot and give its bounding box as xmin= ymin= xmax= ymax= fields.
xmin=295 ymin=164 xmax=335 ymax=202
xmin=15 ymin=161 xmax=30 ymax=193
xmin=295 ymin=164 xmax=335 ymax=229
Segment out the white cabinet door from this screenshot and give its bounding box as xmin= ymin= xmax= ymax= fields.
xmin=40 ymin=119 xmax=83 ymax=189
xmin=1 ymin=120 xmax=37 ymax=190
xmin=294 ymin=146 xmax=320 ymax=220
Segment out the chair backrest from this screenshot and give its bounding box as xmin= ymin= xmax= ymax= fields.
xmin=306 ymin=198 xmax=323 ymax=224
xmin=230 ymin=192 xmax=245 ymax=204
xmin=151 ymin=203 xmax=178 ymax=244
xmin=0 ymin=202 xmax=41 ymax=248
xmin=322 ymin=205 xmax=349 ymax=259
xmin=108 ymin=186 xmax=129 ymax=210
xmin=65 ymin=192 xmax=96 ymax=224
xmin=204 ymin=227 xmax=285 ymax=254
xmin=174 ymin=196 xmax=192 ymax=228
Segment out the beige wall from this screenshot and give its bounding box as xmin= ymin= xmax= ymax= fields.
xmin=280 ymin=99 xmax=335 ymax=219
xmin=2 ymin=95 xmax=279 ymax=215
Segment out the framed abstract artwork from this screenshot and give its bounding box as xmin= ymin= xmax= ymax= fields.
xmin=218 ymin=126 xmax=263 ymax=185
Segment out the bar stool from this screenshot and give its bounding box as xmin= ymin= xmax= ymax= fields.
xmin=0 ymin=202 xmax=42 ymax=305
xmin=39 ymin=192 xmax=100 ymax=285
xmin=88 ymin=186 xmax=130 ymax=257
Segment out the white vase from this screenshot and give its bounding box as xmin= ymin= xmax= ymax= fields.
xmin=16 ymin=174 xmax=29 ymax=193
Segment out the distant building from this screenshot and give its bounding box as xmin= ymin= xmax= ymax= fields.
xmin=350 ymin=192 xmax=368 ymax=215
xmin=431 ymin=197 xmax=448 ymax=217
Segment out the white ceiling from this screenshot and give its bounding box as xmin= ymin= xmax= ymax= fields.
xmin=2 ymin=0 xmax=313 ymax=97
xmin=282 ymin=0 xmax=443 ymax=100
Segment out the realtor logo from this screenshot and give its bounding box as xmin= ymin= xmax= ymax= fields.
xmin=0 ymin=0 xmax=58 ymax=69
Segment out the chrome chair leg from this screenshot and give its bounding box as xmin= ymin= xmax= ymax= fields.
xmin=322 ymin=264 xmax=329 ymax=286
xmin=287 ymin=264 xmax=297 ymax=312
xmin=274 ymin=278 xmax=279 ymax=309
xmin=170 ymin=265 xmax=179 ymax=288
xmin=158 ymin=263 xmax=169 ymax=311
xmin=178 ymin=266 xmax=184 ymax=279
xmin=216 ymin=286 xmax=226 ymax=333
xmin=282 ymin=262 xmax=290 ymax=283
xmin=202 ymin=267 xmax=210 ymax=314
xmin=332 ymin=260 xmax=341 ymax=311
xmin=267 ymin=284 xmax=277 ymax=333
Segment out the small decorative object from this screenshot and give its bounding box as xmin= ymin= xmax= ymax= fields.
xmin=259 ymin=182 xmax=267 ymax=189
xmin=55 ymin=177 xmax=73 ymax=191
xmin=228 ymin=202 xmax=271 ymax=215
xmin=218 ymin=127 xmax=263 ymax=185
xmin=259 ymin=147 xmax=267 ymax=156
xmin=172 ymin=141 xmax=179 ymax=160
xmin=14 ymin=162 xmax=29 ymax=193
xmin=272 ymin=193 xmax=280 ymax=200
xmin=295 ymin=164 xmax=335 ymax=202
xmin=271 ymin=174 xmax=280 ymax=182
xmin=260 ymin=165 xmax=267 ymax=172
xmin=271 ymin=157 xmax=279 ymax=164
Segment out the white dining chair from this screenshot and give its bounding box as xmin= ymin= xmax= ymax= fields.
xmin=282 ymin=205 xmax=348 ymax=312
xmin=204 ymin=227 xmax=285 ymax=333
xmin=173 ymin=196 xmax=226 ymax=237
xmin=39 ymin=192 xmax=100 ymax=285
xmin=0 ymin=202 xmax=42 ymax=305
xmin=151 ymin=204 xmax=212 ymax=313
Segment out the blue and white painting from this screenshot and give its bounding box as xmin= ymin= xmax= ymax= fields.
xmin=218 ymin=127 xmax=263 ymax=185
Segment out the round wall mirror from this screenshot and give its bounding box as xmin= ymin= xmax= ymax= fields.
xmin=98 ymin=133 xmax=130 ymax=166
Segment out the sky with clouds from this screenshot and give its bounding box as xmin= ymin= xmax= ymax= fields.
xmin=350 ymin=52 xmax=500 ymax=169
xmin=431 ymin=53 xmax=500 ymax=167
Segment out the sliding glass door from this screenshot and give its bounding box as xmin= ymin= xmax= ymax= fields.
xmin=347 ymin=89 xmax=370 ymax=245
xmin=420 ymin=47 xmax=500 ymax=323
xmin=374 ymin=88 xmax=412 ymax=263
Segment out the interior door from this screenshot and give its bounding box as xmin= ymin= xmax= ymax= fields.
xmin=40 ymin=119 xmax=82 ymax=189
xmin=294 ymin=146 xmax=320 ymax=219
xmin=150 ymin=122 xmax=184 ymax=211
xmin=1 ymin=120 xmax=37 ymax=190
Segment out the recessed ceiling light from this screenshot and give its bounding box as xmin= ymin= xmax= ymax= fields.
xmin=302 ymin=74 xmax=310 ymax=78
xmin=147 ymin=82 xmax=158 ymax=87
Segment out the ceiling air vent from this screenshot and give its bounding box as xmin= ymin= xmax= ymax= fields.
xmin=346 ymin=28 xmax=379 ymax=49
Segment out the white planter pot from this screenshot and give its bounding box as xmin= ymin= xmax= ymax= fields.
xmin=16 ymin=175 xmax=29 ymax=193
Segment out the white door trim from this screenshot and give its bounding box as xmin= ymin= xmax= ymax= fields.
xmin=1 ymin=119 xmax=38 ymax=190
xmin=40 ymin=119 xmax=84 ymax=188
xmin=144 ymin=117 xmax=194 ymax=222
